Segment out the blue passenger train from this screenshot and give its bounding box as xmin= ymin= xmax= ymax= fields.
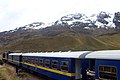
xmin=2 ymin=50 xmax=120 ymax=80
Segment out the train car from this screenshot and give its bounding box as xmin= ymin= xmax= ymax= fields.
xmin=8 ymin=53 xmax=22 ymax=66
xmin=21 ymin=51 xmax=91 ymax=80
xmin=85 ymin=50 xmax=120 ymax=80
xmin=2 ymin=51 xmax=13 ymax=62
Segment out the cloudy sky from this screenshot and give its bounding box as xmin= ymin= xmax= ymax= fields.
xmin=0 ymin=0 xmax=120 ymax=32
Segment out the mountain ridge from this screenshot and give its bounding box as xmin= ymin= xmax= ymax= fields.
xmin=1 ymin=11 xmax=119 ymax=33
xmin=0 ymin=11 xmax=120 ymax=52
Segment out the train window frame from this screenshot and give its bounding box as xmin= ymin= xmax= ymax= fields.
xmin=39 ymin=58 xmax=44 ymax=66
xmin=99 ymin=65 xmax=118 ymax=80
xmin=61 ymin=61 xmax=69 ymax=72
xmin=44 ymin=59 xmax=50 ymax=68
xmin=52 ymin=60 xmax=58 ymax=70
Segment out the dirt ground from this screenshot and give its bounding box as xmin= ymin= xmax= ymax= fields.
xmin=0 ymin=63 xmax=47 ymax=80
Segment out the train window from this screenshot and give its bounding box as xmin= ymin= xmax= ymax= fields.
xmin=34 ymin=58 xmax=38 ymax=65
xmin=31 ymin=58 xmax=35 ymax=64
xmin=111 ymin=67 xmax=117 ymax=73
xmin=8 ymin=55 xmax=12 ymax=60
xmin=44 ymin=59 xmax=50 ymax=68
xmin=99 ymin=65 xmax=117 ymax=80
xmin=52 ymin=60 xmax=58 ymax=70
xmin=28 ymin=57 xmax=31 ymax=63
xmin=13 ymin=56 xmax=19 ymax=61
xmin=24 ymin=57 xmax=27 ymax=62
xmin=25 ymin=57 xmax=28 ymax=62
xmin=104 ymin=66 xmax=111 ymax=72
xmin=99 ymin=66 xmax=104 ymax=71
xmin=61 ymin=61 xmax=69 ymax=72
xmin=22 ymin=57 xmax=25 ymax=62
xmin=39 ymin=59 xmax=43 ymax=66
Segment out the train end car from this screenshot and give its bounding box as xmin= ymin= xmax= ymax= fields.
xmin=86 ymin=50 xmax=120 ymax=80
xmin=2 ymin=51 xmax=13 ymax=62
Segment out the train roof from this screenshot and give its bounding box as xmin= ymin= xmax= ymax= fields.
xmin=22 ymin=51 xmax=91 ymax=58
xmin=85 ymin=50 xmax=120 ymax=60
xmin=9 ymin=53 xmax=22 ymax=56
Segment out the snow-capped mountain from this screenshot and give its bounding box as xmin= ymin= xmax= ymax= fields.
xmin=54 ymin=11 xmax=116 ymax=29
xmin=0 ymin=11 xmax=120 ymax=46
xmin=9 ymin=22 xmax=45 ymax=33
xmin=113 ymin=12 xmax=120 ymax=29
xmin=2 ymin=11 xmax=120 ymax=35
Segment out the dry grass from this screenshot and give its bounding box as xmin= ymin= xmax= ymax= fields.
xmin=0 ymin=64 xmax=39 ymax=80
xmin=0 ymin=35 xmax=120 ymax=53
xmin=0 ymin=65 xmax=19 ymax=80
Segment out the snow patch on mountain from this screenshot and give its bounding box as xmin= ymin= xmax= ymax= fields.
xmin=23 ymin=22 xmax=45 ymax=30
xmin=55 ymin=11 xmax=116 ymax=29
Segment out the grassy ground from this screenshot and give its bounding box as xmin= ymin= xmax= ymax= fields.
xmin=0 ymin=34 xmax=120 ymax=53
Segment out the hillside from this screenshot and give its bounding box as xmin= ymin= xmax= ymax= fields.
xmin=0 ymin=34 xmax=119 ymax=53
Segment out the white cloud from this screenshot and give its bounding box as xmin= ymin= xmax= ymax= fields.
xmin=0 ymin=0 xmax=120 ymax=32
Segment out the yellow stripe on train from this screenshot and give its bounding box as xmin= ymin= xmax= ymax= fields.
xmin=23 ymin=62 xmax=77 ymax=77
xmin=10 ymin=61 xmax=82 ymax=78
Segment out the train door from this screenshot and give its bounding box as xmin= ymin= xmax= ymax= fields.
xmin=81 ymin=59 xmax=89 ymax=80
xmin=86 ymin=59 xmax=95 ymax=79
